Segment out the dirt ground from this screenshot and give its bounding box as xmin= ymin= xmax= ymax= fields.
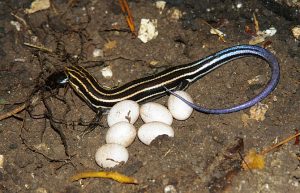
xmin=0 ymin=0 xmax=299 ymax=192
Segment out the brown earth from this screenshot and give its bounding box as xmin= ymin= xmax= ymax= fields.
xmin=0 ymin=0 xmax=299 ymax=193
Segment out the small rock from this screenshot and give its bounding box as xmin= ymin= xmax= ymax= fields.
xmin=93 ymin=48 xmax=103 ymax=58
xmin=155 ymin=1 xmax=166 ymax=14
xmin=138 ymin=19 xmax=158 ymax=43
xmin=164 ymin=184 xmax=177 ymax=193
xmin=101 ymin=66 xmax=113 ymax=78
xmin=10 ymin=21 xmax=21 ymax=31
xmin=291 ymin=26 xmax=300 ymax=40
xmin=168 ymin=8 xmax=183 ymax=21
xmin=35 ymin=187 xmax=48 ymax=193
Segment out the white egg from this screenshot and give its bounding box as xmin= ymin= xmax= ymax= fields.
xmin=140 ymin=102 xmax=173 ymax=125
xmin=106 ymin=122 xmax=136 ymax=147
xmin=168 ymin=91 xmax=193 ymax=120
xmin=107 ymin=100 xmax=139 ymax=127
xmin=95 ymin=143 xmax=129 ymax=168
xmin=138 ymin=122 xmax=174 ymax=145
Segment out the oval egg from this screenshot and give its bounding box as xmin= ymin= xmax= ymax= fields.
xmin=140 ymin=102 xmax=173 ymax=125
xmin=106 ymin=122 xmax=136 ymax=147
xmin=168 ymin=91 xmax=193 ymax=120
xmin=138 ymin=122 xmax=174 ymax=145
xmin=107 ymin=100 xmax=139 ymax=127
xmin=95 ymin=143 xmax=129 ymax=168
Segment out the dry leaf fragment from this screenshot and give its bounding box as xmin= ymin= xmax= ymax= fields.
xmin=243 ymin=132 xmax=300 ymax=170
xmin=149 ymin=60 xmax=159 ymax=66
xmin=104 ymin=40 xmax=117 ymax=51
xmin=247 ymin=75 xmax=267 ymax=85
xmin=241 ymin=113 xmax=250 ymax=127
xmin=249 ymin=27 xmax=277 ymax=45
xmin=25 ymin=0 xmax=50 ymax=14
xmin=242 ymin=149 xmax=265 ymax=170
xmin=248 ymin=13 xmax=277 ymax=45
xmin=210 ymin=28 xmax=226 ymax=42
xmin=291 ymin=26 xmax=300 ymax=40
xmin=0 ymin=155 xmax=4 ymax=169
xmin=249 ymin=102 xmax=269 ymax=121
xmin=168 ymin=8 xmax=183 ymax=20
xmin=241 ymin=103 xmax=269 ymax=126
xmin=71 ymin=171 xmax=138 ymax=184
xmin=249 ymin=36 xmax=265 ymax=45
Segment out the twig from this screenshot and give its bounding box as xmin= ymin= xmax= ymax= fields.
xmin=21 ymin=136 xmax=72 ymax=162
xmin=253 ymin=13 xmax=260 ymax=33
xmin=260 ymin=132 xmax=300 ymax=155
xmin=0 ymin=95 xmax=40 ymax=121
xmin=0 ymin=103 xmax=26 ymax=121
xmin=199 ymin=19 xmax=226 ymax=42
xmin=42 ymin=95 xmax=70 ymax=156
xmin=11 ymin=13 xmax=32 ymax=35
xmin=118 ymin=0 xmax=137 ymax=36
xmin=24 ymin=42 xmax=53 ymax=53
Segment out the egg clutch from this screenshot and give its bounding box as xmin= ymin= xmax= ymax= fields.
xmin=95 ymin=91 xmax=194 ymax=168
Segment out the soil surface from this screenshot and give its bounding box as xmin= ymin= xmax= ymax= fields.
xmin=0 ymin=0 xmax=299 ymax=193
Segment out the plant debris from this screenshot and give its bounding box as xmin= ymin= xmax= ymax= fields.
xmin=242 ymin=132 xmax=300 ymax=170
xmin=119 ymin=0 xmax=136 ymax=36
xmin=138 ymin=19 xmax=158 ymax=43
xmin=25 ymin=0 xmax=50 ymax=14
xmin=71 ymin=171 xmax=138 ymax=184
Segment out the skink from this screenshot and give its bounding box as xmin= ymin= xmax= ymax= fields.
xmin=54 ymin=45 xmax=280 ymax=114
